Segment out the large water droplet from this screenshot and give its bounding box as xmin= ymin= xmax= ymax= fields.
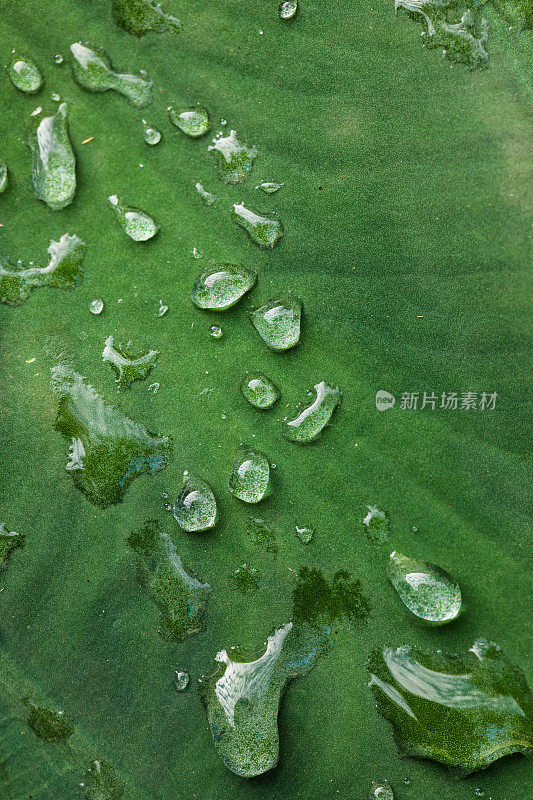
xmin=191 ymin=264 xmax=256 ymax=311
xmin=0 ymin=521 xmax=24 ymax=569
xmin=0 ymin=162 xmax=8 ymax=193
xmin=195 ymin=181 xmax=217 ymax=205
xmin=256 ymin=181 xmax=284 ymax=193
xmin=169 ymin=106 xmax=209 ymax=137
xmin=369 ymin=780 xmax=394 ymax=800
xmin=27 ymin=705 xmax=73 ymax=743
xmin=172 ymin=472 xmax=217 ymax=532
xmin=279 ymin=0 xmax=298 ymax=19
xmin=127 ymin=520 xmax=211 ymax=641
xmin=228 ymin=563 xmax=260 ymax=593
xmin=395 ymin=0 xmax=489 ymax=69
xmin=232 ymin=203 xmax=283 ymax=248
xmin=29 ymin=103 xmax=76 ymax=210
xmin=51 ymin=365 xmax=172 ymax=507
xmin=83 ymin=759 xmax=124 ymax=799
xmin=240 ymin=371 xmax=280 ymax=409
xmin=249 ymin=294 xmax=301 ymax=351
xmin=143 ymin=124 xmax=161 ymax=145
xmin=89 ymin=298 xmax=104 ymax=315
xmin=363 ymin=505 xmax=390 ymax=542
xmin=8 ymin=54 xmax=43 ymax=93
xmin=368 ymin=639 xmax=533 ymax=772
xmin=70 ymin=43 xmax=153 ymax=107
xmin=0 ymin=233 xmax=86 ymax=306
xmin=229 ymin=447 xmax=271 ymax=503
xmin=387 ymin=551 xmax=463 ymax=624
xmin=112 ymin=0 xmax=182 ymax=36
xmin=284 ymin=381 xmax=342 ymax=443
xmin=174 ymin=671 xmax=190 ymax=691
xmin=108 ymin=194 xmax=159 ymax=241
xmin=208 ymin=130 xmax=258 ymax=184
xmin=102 ymin=335 xmax=158 ymax=388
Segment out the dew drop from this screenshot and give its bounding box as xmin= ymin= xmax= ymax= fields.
xmin=256 ymin=181 xmax=284 ymax=194
xmin=172 ymin=472 xmax=217 ymax=532
xmin=220 ymin=118 xmax=227 ymax=125
xmin=143 ymin=125 xmax=162 ymax=145
xmin=240 ymin=371 xmax=280 ymax=409
xmin=0 ymin=162 xmax=8 ymax=194
xmin=50 ymin=92 xmax=61 ymax=102
xmin=229 ymin=447 xmax=271 ymax=503
xmin=362 ymin=505 xmax=390 ymax=542
xmin=387 ymin=551 xmax=463 ymax=624
xmin=174 ymin=670 xmax=190 ymax=691
xmin=169 ymin=106 xmax=209 ymax=137
xmin=70 ymin=43 xmax=153 ymax=107
xmin=192 ymin=247 xmax=203 ymax=259
xmin=208 ymin=130 xmax=258 ymax=184
xmin=29 ymin=103 xmax=76 ymax=210
xmin=232 ymin=203 xmax=284 ymax=248
xmin=157 ymin=301 xmax=169 ymax=317
xmin=108 ymin=194 xmax=159 ymax=241
xmin=279 ymin=0 xmax=298 ymax=19
xmin=191 ymin=263 xmax=257 ymax=311
xmin=54 ymin=53 xmax=64 ymax=65
xmin=284 ymin=381 xmax=342 ymax=443
xmin=195 ymin=181 xmax=217 ymax=205
xmin=8 ymin=54 xmax=43 ymax=93
xmin=296 ymin=525 xmax=314 ymax=545
xmin=369 ymin=780 xmax=394 ymax=800
xmin=209 ymin=324 xmax=223 ymax=339
xmin=163 ymin=501 xmax=172 ymax=511
xmin=89 ymin=298 xmax=104 ymax=315
xmin=474 ymin=790 xmax=484 ymax=798
xmin=249 ymin=294 xmax=302 ymax=351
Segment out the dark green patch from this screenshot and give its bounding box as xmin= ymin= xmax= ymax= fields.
xmin=83 ymin=758 xmax=124 ymax=800
xmin=111 ymin=0 xmax=182 ymax=36
xmin=0 ymin=522 xmax=24 ymax=568
xmin=27 ymin=705 xmax=73 ymax=743
xmin=292 ymin=567 xmax=370 ymax=627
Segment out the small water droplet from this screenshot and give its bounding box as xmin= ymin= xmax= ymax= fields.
xmin=192 ymin=247 xmax=203 ymax=259
xmin=240 ymin=371 xmax=280 ymax=409
xmin=0 ymin=163 xmax=8 ymax=194
xmin=296 ymin=525 xmax=314 ymax=545
xmin=157 ymin=301 xmax=169 ymax=317
xmin=163 ymin=501 xmax=172 ymax=510
xmin=403 ymin=777 xmax=411 ymax=786
xmin=256 ymin=181 xmax=284 ymax=194
xmin=173 ymin=472 xmax=217 ymax=532
xmin=8 ymin=54 xmax=43 ymax=93
xmin=70 ymin=43 xmax=153 ymax=107
xmin=191 ymin=264 xmax=257 ymax=310
xmin=148 ymin=382 xmax=160 ymax=393
xmin=209 ymin=324 xmax=223 ymax=339
xmin=208 ymin=130 xmax=258 ymax=184
xmin=279 ymin=0 xmax=298 ymax=19
xmin=284 ymin=381 xmax=342 ymax=443
xmin=369 ymin=780 xmax=394 ymax=800
xmin=220 ymin=117 xmax=227 ymax=125
xmin=54 ymin=53 xmax=64 ymax=65
xmin=143 ymin=125 xmax=162 ymax=145
xmin=249 ymin=294 xmax=302 ymax=351
xmin=103 ymin=335 xmax=158 ymax=388
xmin=232 ymin=203 xmax=283 ymax=248
xmin=362 ymin=505 xmax=390 ymax=542
xmin=388 ymin=551 xmax=463 ymax=625
xmin=108 ymin=194 xmax=159 ymax=241
xmin=169 ymin=106 xmax=209 ymax=137
xmin=412 ymin=525 xmax=418 ymax=532
xmin=229 ymin=447 xmax=271 ymax=503
xmin=89 ymin=298 xmax=104 ymax=315
xmin=474 ymin=790 xmax=484 ymax=798
xmin=195 ymin=181 xmax=217 ymax=205
xmin=174 ymin=670 xmax=190 ymax=691
xmin=50 ymin=91 xmax=61 ymax=102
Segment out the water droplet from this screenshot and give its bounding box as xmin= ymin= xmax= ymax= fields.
xmin=108 ymin=194 xmax=159 ymax=241
xmin=474 ymin=790 xmax=484 ymax=798
xmin=143 ymin=125 xmax=161 ymax=145
xmin=157 ymin=301 xmax=169 ymax=317
xmin=403 ymin=777 xmax=411 ymax=786
xmin=279 ymin=0 xmax=298 ymax=19
xmin=395 ymin=0 xmax=489 ymax=69
xmin=191 ymin=263 xmax=257 ymax=311
xmin=229 ymin=447 xmax=271 ymax=503
xmin=240 ymin=371 xmax=280 ymax=409
xmin=246 ymin=516 xmax=278 ymax=553
xmin=296 ymin=525 xmax=314 ymax=545
xmin=0 ymin=234 xmax=86 ymax=306
xmin=29 ymin=103 xmax=76 ymax=210
xmin=256 ymin=181 xmax=284 ymax=193
xmin=50 ymin=91 xmax=61 ymax=102
xmin=387 ymin=551 xmax=463 ymax=625
xmin=195 ymin=181 xmax=217 ymax=205
xmin=0 ymin=162 xmax=8 ymax=194
xmin=209 ymin=324 xmax=223 ymax=339
xmin=368 ymin=639 xmax=533 ymax=771
xmin=102 ymin=335 xmax=158 ymax=388
xmin=54 ymin=53 xmax=64 ymax=65
xmin=172 ymin=472 xmax=217 ymax=532
xmin=8 ymin=54 xmax=43 ymax=93
xmin=208 ymin=130 xmax=258 ymax=184
xmin=411 ymin=525 xmax=418 ymax=532
xmin=192 ymin=247 xmax=203 ymax=259
xmin=0 ymin=521 xmax=24 ymax=568
xmin=284 ymin=381 xmax=342 ymax=443
xmin=112 ymin=0 xmax=182 ymax=35
xmin=232 ymin=203 xmax=284 ymax=248
xmin=27 ymin=705 xmax=73 ymax=743
xmin=174 ymin=670 xmax=190 ymax=691
xmin=70 ymin=43 xmax=153 ymax=107
xmin=161 ymin=491 xmax=168 ymax=499
xmin=220 ymin=117 xmax=227 ymax=125
xmin=83 ymin=759 xmax=124 ymax=800
xmin=163 ymin=501 xmax=171 ymax=510
xmin=30 ymin=106 xmax=42 ymax=116
xmin=169 ymin=106 xmax=209 ymax=137
xmin=249 ymin=294 xmax=302 ymax=351
xmin=369 ymin=780 xmax=394 ymax=800
xmin=89 ymin=298 xmax=104 ymax=315
xmin=362 ymin=505 xmax=390 ymax=542
xmin=51 ymin=365 xmax=172 ymax=507
xmin=127 ymin=520 xmax=211 ymax=641
xmin=228 ymin=563 xmax=260 ymax=593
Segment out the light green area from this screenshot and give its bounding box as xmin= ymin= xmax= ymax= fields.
xmin=0 ymin=0 xmax=531 ymax=798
